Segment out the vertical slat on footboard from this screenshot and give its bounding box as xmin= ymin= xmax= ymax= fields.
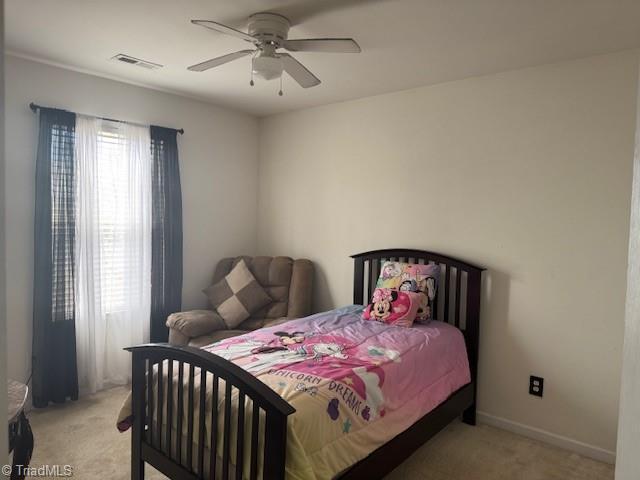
xmin=166 ymin=360 xmax=173 ymax=457
xmin=249 ymin=404 xmax=259 ymax=480
xmin=222 ymin=382 xmax=232 ymax=479
xmin=186 ymin=365 xmax=195 ymax=472
xmin=236 ymin=392 xmax=246 ymax=479
xmin=157 ymin=360 xmax=164 ymax=452
xmin=263 ymin=410 xmax=287 ymax=479
xmin=147 ymin=358 xmax=154 ymax=447
xmin=176 ymin=361 xmax=184 ymax=465
xmin=210 ymin=375 xmax=219 ymax=478
xmin=197 ymin=370 xmax=207 ymax=476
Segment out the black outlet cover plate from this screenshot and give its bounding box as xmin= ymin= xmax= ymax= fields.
xmin=529 ymin=375 xmax=544 ymax=397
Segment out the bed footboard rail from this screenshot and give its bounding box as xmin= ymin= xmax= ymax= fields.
xmin=126 ymin=343 xmax=296 ymax=480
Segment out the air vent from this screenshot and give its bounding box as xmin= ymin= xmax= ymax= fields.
xmin=111 ymin=54 xmax=163 ymax=70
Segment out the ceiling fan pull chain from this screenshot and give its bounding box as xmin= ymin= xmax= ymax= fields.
xmin=278 ymin=75 xmax=284 ymax=96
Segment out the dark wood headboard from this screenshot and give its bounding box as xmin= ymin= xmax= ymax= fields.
xmin=351 ymin=248 xmax=485 ymax=398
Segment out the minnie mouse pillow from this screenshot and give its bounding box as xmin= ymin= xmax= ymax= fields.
xmin=376 ymin=261 xmax=440 ymax=322
xmin=362 ymin=288 xmax=423 ymax=328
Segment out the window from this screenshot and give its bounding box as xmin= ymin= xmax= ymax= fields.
xmin=94 ymin=126 xmax=135 ymax=314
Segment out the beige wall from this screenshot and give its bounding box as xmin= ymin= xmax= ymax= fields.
xmin=4 ymin=55 xmax=259 ymax=385
xmin=615 ymin=63 xmax=640 ymax=479
xmin=257 ymin=51 xmax=639 ymax=454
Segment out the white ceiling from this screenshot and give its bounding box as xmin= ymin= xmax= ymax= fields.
xmin=7 ymin=0 xmax=640 ymax=117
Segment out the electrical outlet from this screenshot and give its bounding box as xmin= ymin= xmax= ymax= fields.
xmin=529 ymin=375 xmax=544 ymax=397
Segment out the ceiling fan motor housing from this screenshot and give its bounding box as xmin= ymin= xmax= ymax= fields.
xmin=248 ymin=13 xmax=290 ymax=48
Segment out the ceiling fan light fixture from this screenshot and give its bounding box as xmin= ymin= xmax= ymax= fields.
xmin=188 ymin=12 xmax=361 ymax=89
xmin=252 ymin=53 xmax=283 ymax=81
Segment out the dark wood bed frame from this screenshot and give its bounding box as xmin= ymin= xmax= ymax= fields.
xmin=127 ymin=248 xmax=484 ymax=479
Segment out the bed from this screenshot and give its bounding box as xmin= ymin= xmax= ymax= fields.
xmin=125 ymin=248 xmax=484 ymax=479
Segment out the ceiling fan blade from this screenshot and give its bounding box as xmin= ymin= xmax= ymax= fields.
xmin=280 ymin=53 xmax=321 ymax=88
xmin=283 ymin=38 xmax=361 ymax=53
xmin=188 ymin=50 xmax=254 ymax=72
xmin=191 ymin=19 xmax=257 ymax=44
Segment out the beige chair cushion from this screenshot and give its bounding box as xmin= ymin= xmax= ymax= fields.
xmin=203 ymin=260 xmax=272 ymax=329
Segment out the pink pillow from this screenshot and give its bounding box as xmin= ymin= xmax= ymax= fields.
xmin=362 ymin=288 xmax=423 ymax=328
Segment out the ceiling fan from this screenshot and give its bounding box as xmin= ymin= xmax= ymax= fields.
xmin=188 ymin=13 xmax=361 ymax=94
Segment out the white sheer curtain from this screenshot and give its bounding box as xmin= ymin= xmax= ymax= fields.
xmin=74 ymin=116 xmax=152 ymax=394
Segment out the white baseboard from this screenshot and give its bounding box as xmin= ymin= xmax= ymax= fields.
xmin=476 ymin=411 xmax=616 ymax=465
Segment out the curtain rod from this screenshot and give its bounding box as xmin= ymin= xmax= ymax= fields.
xmin=29 ymin=102 xmax=184 ymax=135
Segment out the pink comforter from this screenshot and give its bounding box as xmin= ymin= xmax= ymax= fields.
xmin=204 ymin=305 xmax=471 ymax=479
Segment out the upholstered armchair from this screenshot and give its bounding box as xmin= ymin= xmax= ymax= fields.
xmin=166 ymin=256 xmax=314 ymax=347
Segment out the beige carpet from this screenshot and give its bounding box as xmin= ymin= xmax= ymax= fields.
xmin=26 ymin=386 xmax=613 ymax=479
